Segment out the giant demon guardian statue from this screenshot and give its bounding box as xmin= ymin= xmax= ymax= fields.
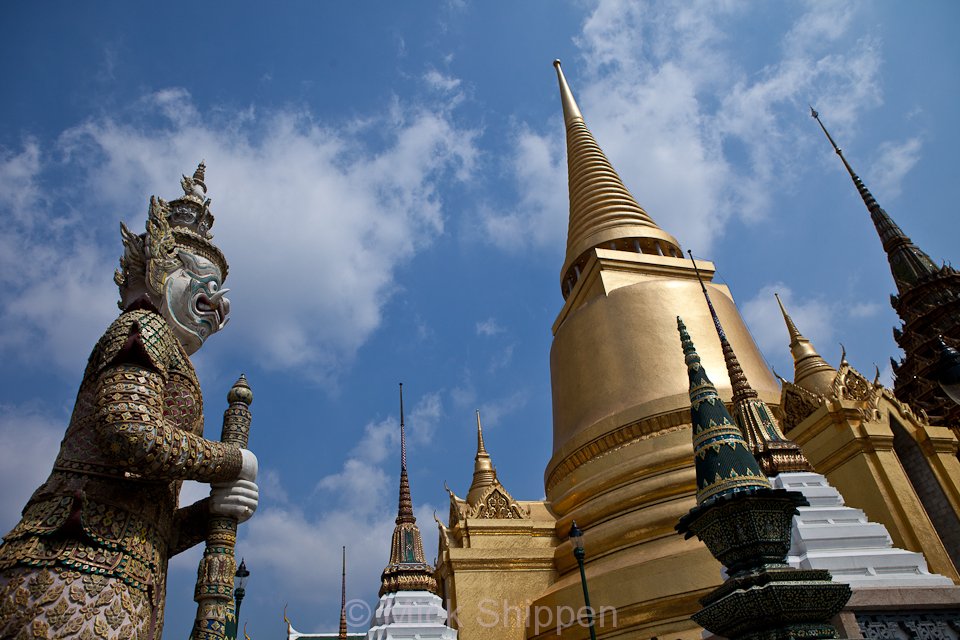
xmin=0 ymin=163 xmax=259 ymax=640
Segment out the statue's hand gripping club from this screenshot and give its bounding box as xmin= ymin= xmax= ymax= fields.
xmin=210 ymin=449 xmax=259 ymax=523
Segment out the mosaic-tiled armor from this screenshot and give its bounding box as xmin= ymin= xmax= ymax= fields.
xmin=0 ymin=164 xmax=254 ymax=640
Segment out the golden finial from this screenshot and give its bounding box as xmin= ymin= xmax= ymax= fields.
xmin=467 ymin=410 xmax=497 ymax=505
xmin=476 ymin=410 xmax=488 ymax=454
xmin=552 ymin=59 xmax=583 ymax=124
xmin=227 ymin=373 xmax=253 ymax=406
xmin=553 ymin=60 xmax=681 ymax=298
xmin=775 ymin=294 xmax=837 ymax=396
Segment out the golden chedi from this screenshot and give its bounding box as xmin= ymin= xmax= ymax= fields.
xmin=532 ymin=62 xmax=782 ymax=639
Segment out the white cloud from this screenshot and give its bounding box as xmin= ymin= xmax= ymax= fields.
xmin=742 ymin=282 xmax=884 ymax=376
xmin=869 ymin=137 xmax=923 ymax=201
xmin=849 ymin=301 xmax=881 ymax=319
xmin=232 ymin=496 xmax=439 ymax=631
xmin=480 ymin=128 xmax=566 ymax=252
xmin=0 ymin=406 xmax=64 ymax=533
xmin=478 ymin=390 xmax=528 ymax=428
xmin=740 ymin=282 xmax=837 ymax=360
xmin=316 ymin=390 xmax=443 ymax=516
xmin=475 ymin=317 xmax=503 ymax=336
xmin=409 ymin=391 xmax=443 ymax=443
xmin=0 ymin=86 xmax=476 ymax=382
xmin=485 ymin=0 xmax=883 ymax=256
xmin=424 ymin=69 xmax=461 ymax=93
xmin=449 ymin=379 xmax=477 ymax=410
xmin=223 ymin=397 xmax=443 ymax=631
xmin=0 ymin=140 xmax=120 ymax=371
xmin=487 ymin=343 xmax=515 ymax=373
xmin=0 ymin=140 xmax=44 ymax=224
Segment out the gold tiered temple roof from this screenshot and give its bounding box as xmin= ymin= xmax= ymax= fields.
xmin=553 ymin=60 xmax=682 ymax=298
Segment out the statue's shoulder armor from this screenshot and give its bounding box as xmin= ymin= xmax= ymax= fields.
xmin=85 ymin=309 xmax=190 ymax=380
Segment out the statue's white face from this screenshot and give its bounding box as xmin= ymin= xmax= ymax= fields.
xmin=161 ymin=251 xmax=230 ymax=355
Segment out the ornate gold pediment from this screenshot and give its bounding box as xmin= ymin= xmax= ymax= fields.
xmin=779 ymin=381 xmax=823 ymax=433
xmin=468 ymin=484 xmax=528 ymax=520
xmin=834 ymin=361 xmax=884 ymax=421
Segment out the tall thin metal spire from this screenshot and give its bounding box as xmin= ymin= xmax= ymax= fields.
xmin=810 ymin=107 xmax=938 ymax=293
xmin=476 ymin=410 xmax=488 ymax=455
xmin=338 ymin=546 xmax=347 ymax=640
xmin=379 ymin=385 xmax=438 ymax=596
xmin=553 ymin=60 xmax=682 ymax=298
xmin=689 ymin=252 xmax=812 ymax=475
xmin=396 ymin=383 xmax=414 ymax=524
xmin=400 ymin=383 xmax=407 ymax=471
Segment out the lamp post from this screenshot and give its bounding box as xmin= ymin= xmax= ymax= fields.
xmin=569 ymin=521 xmax=598 ymax=640
xmin=935 ymin=336 xmax=960 ymax=406
xmin=234 ymin=558 xmax=250 ymax=633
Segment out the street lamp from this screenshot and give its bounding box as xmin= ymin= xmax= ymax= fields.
xmin=234 ymin=559 xmax=250 ymax=631
xmin=934 ymin=337 xmax=960 ymax=406
xmin=569 ymin=521 xmax=598 ymax=640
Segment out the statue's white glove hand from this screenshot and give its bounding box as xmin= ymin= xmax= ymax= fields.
xmin=210 ymin=479 xmax=259 ymax=523
xmin=239 ymin=448 xmax=258 ymax=482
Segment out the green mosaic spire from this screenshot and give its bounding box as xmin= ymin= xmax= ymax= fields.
xmin=678 ymin=317 xmax=771 ymax=505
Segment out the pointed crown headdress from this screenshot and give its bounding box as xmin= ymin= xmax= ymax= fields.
xmin=114 ymin=162 xmax=228 ymax=302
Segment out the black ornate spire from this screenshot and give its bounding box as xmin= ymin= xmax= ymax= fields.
xmin=811 ymin=107 xmax=939 ymax=294
xmin=379 ymin=384 xmax=438 ymax=596
xmin=338 ymin=546 xmax=347 ymax=640
xmin=676 ymin=317 xmax=771 ymax=504
xmin=812 ymin=108 xmax=960 ymax=431
xmin=676 ymin=321 xmax=849 ymax=640
xmin=396 ymin=383 xmax=414 ymax=525
xmin=688 ymin=253 xmax=812 ymax=475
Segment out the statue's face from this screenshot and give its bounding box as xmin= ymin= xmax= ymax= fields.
xmin=161 ymin=251 xmax=230 ymax=355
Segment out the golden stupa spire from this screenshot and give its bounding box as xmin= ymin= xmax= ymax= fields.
xmin=552 ymin=60 xmax=682 ymax=298
xmin=810 ymin=108 xmax=939 ymax=294
xmin=338 ymin=546 xmax=347 ymax=640
xmin=466 ymin=410 xmax=497 ymax=505
xmin=775 ymin=293 xmax=837 ymax=396
xmin=689 ymin=254 xmax=811 ymax=474
xmin=379 ymin=383 xmax=438 ymax=596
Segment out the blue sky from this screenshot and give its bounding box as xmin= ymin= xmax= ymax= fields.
xmin=1 ymin=1 xmax=958 ymax=636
